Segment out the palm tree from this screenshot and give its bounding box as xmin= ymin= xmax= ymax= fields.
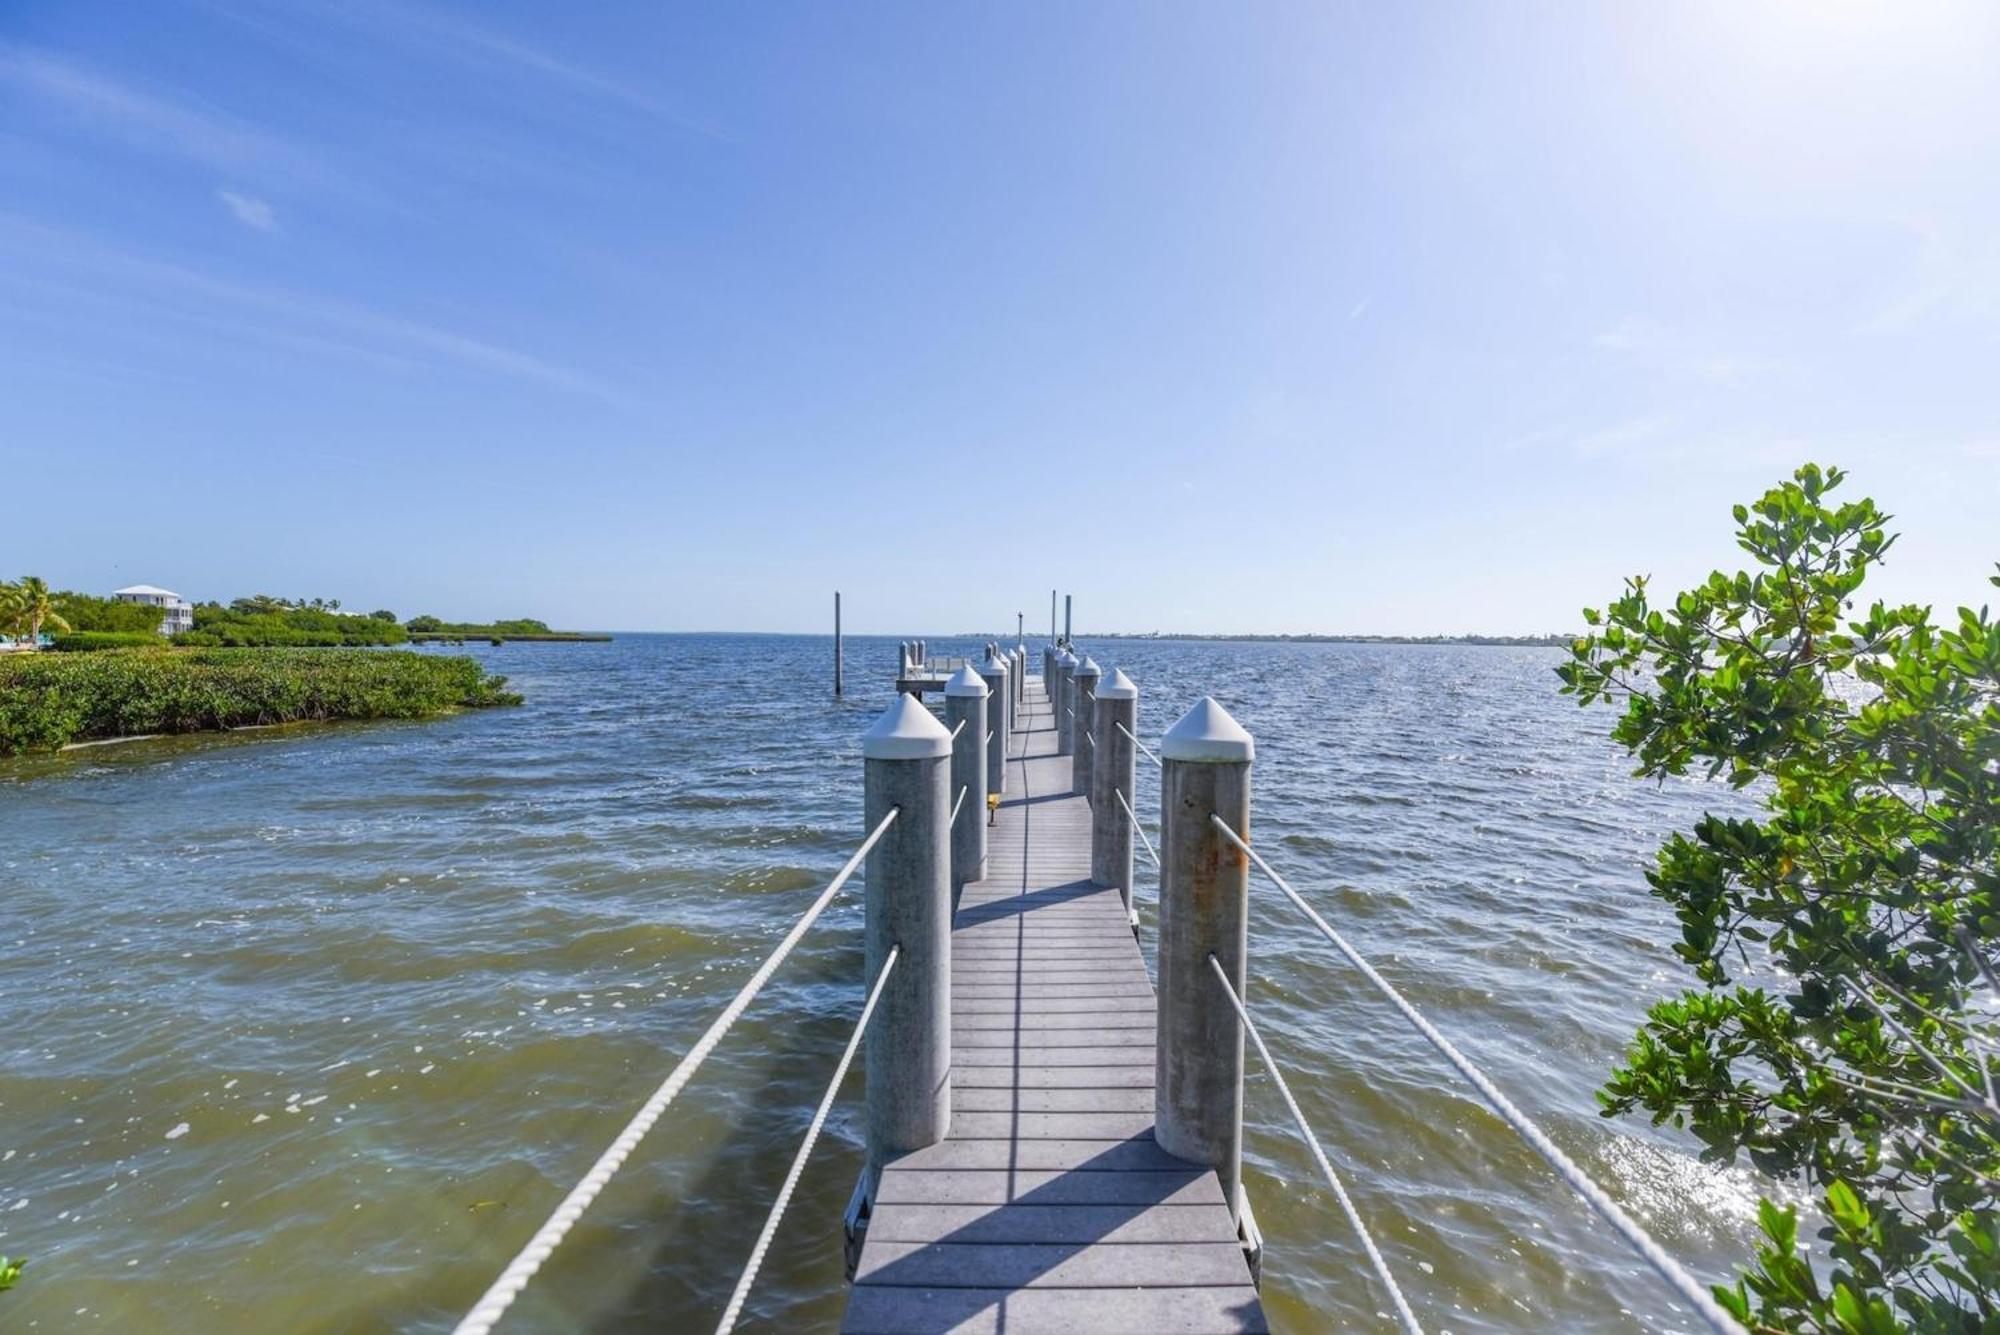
xmin=0 ymin=581 xmax=18 ymax=643
xmin=12 ymin=577 xmax=70 ymax=645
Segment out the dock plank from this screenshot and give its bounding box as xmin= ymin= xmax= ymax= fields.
xmin=844 ymin=678 xmax=1262 ymax=1332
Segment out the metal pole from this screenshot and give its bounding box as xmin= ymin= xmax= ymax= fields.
xmin=943 ymin=666 xmax=989 ymax=894
xmin=1091 ymin=668 xmax=1138 ymax=925
xmin=1050 ymin=590 xmax=1056 ymax=644
xmin=860 ymin=695 xmax=953 ymax=1188
xmin=978 ymin=651 xmax=1009 ymax=797
xmin=1064 ymin=594 xmax=1072 ymax=645
xmin=1155 ymin=697 xmax=1253 ymax=1231
xmin=1069 ymin=656 xmax=1100 ymax=797
xmin=834 ymin=592 xmax=843 ymax=697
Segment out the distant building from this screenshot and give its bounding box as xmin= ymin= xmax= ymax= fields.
xmin=115 ymin=584 xmax=195 ymax=636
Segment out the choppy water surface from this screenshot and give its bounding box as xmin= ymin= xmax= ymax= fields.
xmin=1 ymin=635 xmax=1775 ymax=1332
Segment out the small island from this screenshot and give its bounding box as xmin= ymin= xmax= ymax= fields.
xmin=402 ymin=616 xmax=611 ymax=643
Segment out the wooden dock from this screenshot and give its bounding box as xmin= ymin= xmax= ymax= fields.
xmin=843 ymin=678 xmax=1267 ymax=1334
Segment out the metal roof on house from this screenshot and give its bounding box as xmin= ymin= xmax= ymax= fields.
xmin=113 ymin=585 xmax=185 ymax=599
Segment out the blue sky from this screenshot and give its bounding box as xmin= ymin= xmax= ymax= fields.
xmin=5 ymin=1 xmax=1997 ymax=634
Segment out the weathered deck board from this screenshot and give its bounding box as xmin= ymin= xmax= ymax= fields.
xmin=843 ymin=677 xmax=1264 ymax=1334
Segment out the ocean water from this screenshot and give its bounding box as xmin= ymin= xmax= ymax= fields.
xmin=0 ymin=634 xmax=1774 ymax=1332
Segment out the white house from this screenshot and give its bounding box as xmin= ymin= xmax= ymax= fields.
xmin=115 ymin=585 xmax=195 ymax=636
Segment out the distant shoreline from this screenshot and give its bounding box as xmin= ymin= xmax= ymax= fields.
xmin=1038 ymin=632 xmax=1574 ymax=647
xmin=407 ymin=632 xmax=612 ymax=643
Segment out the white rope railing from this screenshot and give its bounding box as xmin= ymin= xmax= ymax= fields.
xmin=949 ymin=718 xmax=967 ymax=740
xmin=951 ymin=785 xmax=968 ymax=827
xmin=986 ymin=729 xmax=995 ymax=746
xmin=1085 ymin=730 xmax=1095 ymax=750
xmin=715 ymin=946 xmax=900 ymax=1333
xmin=453 ymin=807 xmax=901 ymax=1335
xmin=1205 ymin=814 xmax=1740 ymax=1334
xmin=1115 ymin=788 xmax=1158 ymax=868
xmin=1116 ymin=721 xmax=1162 ymax=768
xmin=1207 ymin=955 xmax=1421 ymax=1334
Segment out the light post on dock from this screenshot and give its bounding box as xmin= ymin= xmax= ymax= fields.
xmin=1090 ymin=668 xmax=1138 ymax=925
xmin=1069 ymin=656 xmax=1101 ymax=797
xmin=1155 ymin=697 xmax=1254 ymax=1234
xmin=860 ymin=696 xmax=953 ymax=1181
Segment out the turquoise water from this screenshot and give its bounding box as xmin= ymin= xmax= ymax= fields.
xmin=0 ymin=634 xmax=1771 ymax=1331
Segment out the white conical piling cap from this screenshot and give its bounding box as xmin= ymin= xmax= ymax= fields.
xmin=980 ymin=651 xmax=1009 ymax=677
xmin=1161 ymin=696 xmax=1254 ymax=763
xmin=863 ymin=694 xmax=953 ymax=759
xmin=1095 ymin=667 xmax=1137 ymax=700
xmin=1056 ymin=648 xmax=1077 ymax=667
xmin=944 ymin=664 xmax=988 ymax=698
xmin=1074 ymin=656 xmax=1101 ymax=678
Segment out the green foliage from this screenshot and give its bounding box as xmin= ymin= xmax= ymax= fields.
xmin=0 ymin=647 xmax=520 ymax=754
xmin=0 ymin=1254 xmax=20 ymax=1292
xmin=179 ymin=602 xmax=408 ymax=647
xmin=49 ymin=592 xmax=164 ymax=634
xmin=51 ymin=631 xmax=165 ymax=652
xmin=1 ymin=576 xmax=72 ymax=642
xmin=1560 ymin=464 xmax=2000 ymax=1332
xmin=366 ymin=609 xmax=397 ymax=624
xmin=408 ymin=616 xmax=552 ymax=634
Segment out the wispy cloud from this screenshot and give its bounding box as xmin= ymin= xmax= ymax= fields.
xmin=218 ymin=189 xmax=277 ymax=231
xmin=0 ymin=215 xmax=623 ymax=403
xmin=1591 ymin=318 xmax=1783 ymax=383
xmin=1573 ymin=414 xmax=1676 ymax=459
xmin=215 ymin=0 xmax=730 ymax=142
xmin=1855 ymin=217 xmax=2000 ymax=335
xmin=0 ymin=43 xmax=357 ymax=194
xmin=1569 ymin=414 xmax=1818 ymax=470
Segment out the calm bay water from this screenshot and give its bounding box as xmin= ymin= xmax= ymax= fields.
xmin=0 ymin=634 xmax=1776 ymax=1332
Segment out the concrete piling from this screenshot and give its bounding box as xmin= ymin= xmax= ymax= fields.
xmin=978 ymin=651 xmax=1010 ymax=797
xmin=1090 ymin=668 xmax=1138 ymax=924
xmin=1154 ymin=697 xmax=1254 ymax=1231
xmin=1070 ymin=656 xmax=1101 ymax=796
xmin=1053 ymin=648 xmax=1078 ymax=756
xmin=860 ymin=695 xmax=954 ymax=1182
xmin=943 ymin=666 xmax=989 ymax=894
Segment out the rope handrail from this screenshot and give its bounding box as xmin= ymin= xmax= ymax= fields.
xmin=951 ymin=785 xmax=968 ymax=827
xmin=949 ymin=718 xmax=967 ymax=740
xmin=1207 ymin=955 xmax=1420 ymax=1333
xmin=1204 ymin=814 xmax=1740 ymax=1335
xmin=452 ymin=807 xmax=902 ymax=1335
xmin=986 ymin=729 xmax=995 ymax=746
xmin=1115 ymin=721 xmax=1162 ymax=768
xmin=1084 ymin=730 xmax=1094 ymax=750
xmin=715 ymin=946 xmax=901 ymax=1333
xmin=1115 ymin=787 xmax=1158 ymax=868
